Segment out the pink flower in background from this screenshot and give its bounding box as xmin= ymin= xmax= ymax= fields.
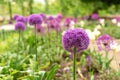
xmin=96 ymin=34 xmax=113 ymax=51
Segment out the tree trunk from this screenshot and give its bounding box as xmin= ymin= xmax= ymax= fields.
xmin=21 ymin=1 xmax=25 ymax=16
xmin=45 ymin=0 xmax=49 ymax=13
xmin=8 ymin=1 xmax=12 ymax=20
xmin=29 ymin=0 xmax=33 ymax=14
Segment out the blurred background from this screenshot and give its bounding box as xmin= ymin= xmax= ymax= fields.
xmin=0 ymin=0 xmax=120 ymax=21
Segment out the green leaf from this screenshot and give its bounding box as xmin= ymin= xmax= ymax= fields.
xmin=45 ymin=64 xmax=59 ymax=80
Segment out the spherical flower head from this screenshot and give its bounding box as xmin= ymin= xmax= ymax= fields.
xmin=56 ymin=14 xmax=63 ymax=22
xmin=13 ymin=14 xmax=19 ymax=20
xmin=62 ymin=28 xmax=89 ymax=53
xmin=91 ymin=13 xmax=99 ymax=20
xmin=96 ymin=34 xmax=113 ymax=51
xmin=16 ymin=16 xmax=26 ymax=23
xmin=64 ymin=18 xmax=71 ymax=27
xmin=48 ymin=16 xmax=54 ymax=21
xmin=47 ymin=19 xmax=61 ymax=32
xmin=15 ymin=22 xmax=26 ymax=31
xmin=28 ymin=14 xmax=42 ymax=25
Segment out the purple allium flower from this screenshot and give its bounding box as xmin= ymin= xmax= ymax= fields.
xmin=62 ymin=28 xmax=89 ymax=53
xmin=40 ymin=13 xmax=46 ymax=20
xmin=13 ymin=14 xmax=19 ymax=20
xmin=15 ymin=22 xmax=26 ymax=31
xmin=47 ymin=19 xmax=61 ymax=32
xmin=115 ymin=17 xmax=120 ymax=22
xmin=48 ymin=16 xmax=54 ymax=21
xmin=55 ymin=14 xmax=63 ymax=22
xmin=91 ymin=13 xmax=99 ymax=20
xmin=36 ymin=24 xmax=45 ymax=34
xmin=96 ymin=34 xmax=113 ymax=51
xmin=64 ymin=18 xmax=72 ymax=28
xmin=28 ymin=14 xmax=42 ymax=25
xmin=16 ymin=16 xmax=26 ymax=23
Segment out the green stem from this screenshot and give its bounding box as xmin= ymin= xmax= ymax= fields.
xmin=35 ymin=25 xmax=37 ymax=61
xmin=18 ymin=30 xmax=21 ymax=49
xmin=47 ymin=27 xmax=51 ymax=61
xmin=73 ymin=47 xmax=76 ymax=80
xmin=2 ymin=30 xmax=5 ymax=41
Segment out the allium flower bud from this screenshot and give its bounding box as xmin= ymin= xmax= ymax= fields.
xmin=96 ymin=34 xmax=113 ymax=51
xmin=62 ymin=28 xmax=89 ymax=53
xmin=15 ymin=22 xmax=26 ymax=31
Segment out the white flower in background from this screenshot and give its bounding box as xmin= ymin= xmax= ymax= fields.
xmin=26 ymin=69 xmax=33 ymax=73
xmin=110 ymin=41 xmax=120 ymax=53
xmin=93 ymin=28 xmax=101 ymax=37
xmin=95 ymin=24 xmax=102 ymax=30
xmin=0 ymin=24 xmax=14 ymax=31
xmin=42 ymin=23 xmax=47 ymax=27
xmin=70 ymin=20 xmax=75 ymax=26
xmin=99 ymin=19 xmax=105 ymax=26
xmin=62 ymin=31 xmax=66 ymax=36
xmin=85 ymin=29 xmax=95 ymax=40
xmin=117 ymin=22 xmax=120 ymax=27
xmin=69 ymin=20 xmax=75 ymax=29
xmin=111 ymin=18 xmax=117 ymax=24
xmin=79 ymin=20 xmax=85 ymax=27
xmin=0 ymin=67 xmax=3 ymax=72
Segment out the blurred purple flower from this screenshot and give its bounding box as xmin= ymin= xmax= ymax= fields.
xmin=16 ymin=16 xmax=26 ymax=23
xmin=96 ymin=34 xmax=113 ymax=51
xmin=55 ymin=14 xmax=63 ymax=22
xmin=28 ymin=14 xmax=42 ymax=25
xmin=62 ymin=28 xmax=89 ymax=53
xmin=47 ymin=19 xmax=61 ymax=32
xmin=64 ymin=18 xmax=72 ymax=28
xmin=15 ymin=22 xmax=26 ymax=31
xmin=36 ymin=24 xmax=45 ymax=34
xmin=40 ymin=13 xmax=46 ymax=20
xmin=13 ymin=14 xmax=19 ymax=20
xmin=115 ymin=17 xmax=120 ymax=22
xmin=91 ymin=13 xmax=99 ymax=20
xmin=48 ymin=16 xmax=54 ymax=21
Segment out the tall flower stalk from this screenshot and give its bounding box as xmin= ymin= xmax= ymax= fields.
xmin=73 ymin=47 xmax=76 ymax=80
xmin=15 ymin=22 xmax=26 ymax=50
xmin=28 ymin=14 xmax=42 ymax=61
xmin=62 ymin=28 xmax=89 ymax=80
